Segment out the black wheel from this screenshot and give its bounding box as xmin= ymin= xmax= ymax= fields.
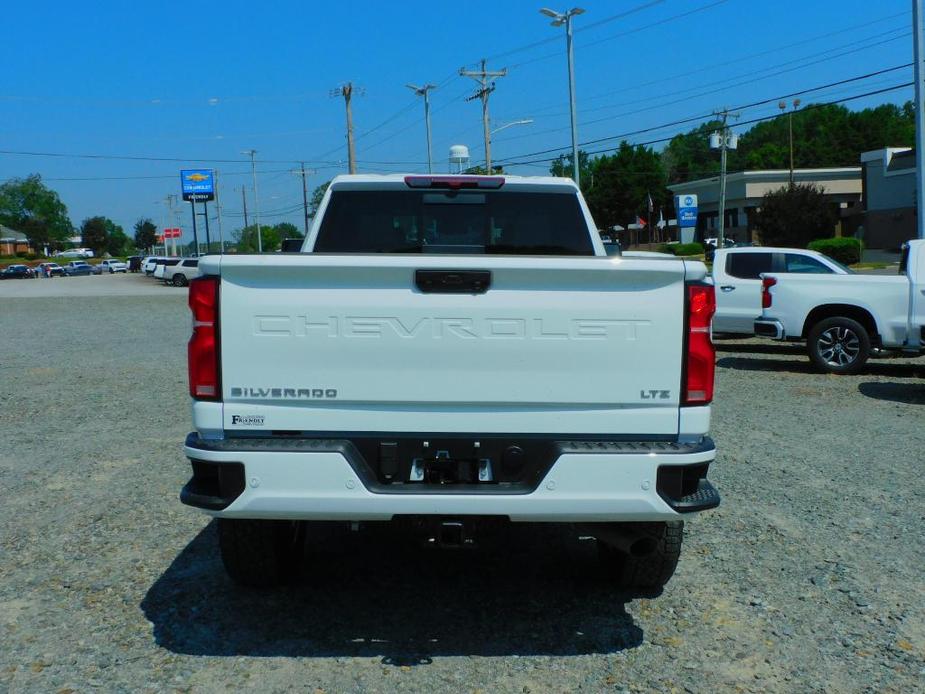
xmin=807 ymin=316 xmax=870 ymax=375
xmin=218 ymin=518 xmax=304 ymax=587
xmin=109 ymin=268 xmax=114 ymax=273
xmin=597 ymin=521 xmax=684 ymax=589
xmin=173 ymin=275 xmax=188 ymax=287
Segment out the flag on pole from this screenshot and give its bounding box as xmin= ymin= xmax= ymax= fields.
xmin=647 ymin=192 xmax=654 ymax=213
xmin=636 ymin=215 xmax=647 ymax=227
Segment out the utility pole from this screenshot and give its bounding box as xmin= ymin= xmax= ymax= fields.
xmin=163 ymin=194 xmax=175 ymax=255
xmin=460 ymin=59 xmax=507 ymax=173
xmin=214 ymin=170 xmax=225 ymax=253
xmin=291 ymin=163 xmax=316 ymax=236
xmin=331 ymin=83 xmax=362 ymax=174
xmin=189 ymin=198 xmax=200 ymax=256
xmin=711 ymin=108 xmax=739 ymax=250
xmin=407 ymin=83 xmax=437 ymax=173
xmin=914 ymin=0 xmax=925 ymax=239
xmin=778 ymin=99 xmax=801 ymax=186
xmin=242 ymin=149 xmax=261 ymax=252
xmin=540 ymin=7 xmax=585 ymax=186
xmin=241 ymin=186 xmax=249 ymax=229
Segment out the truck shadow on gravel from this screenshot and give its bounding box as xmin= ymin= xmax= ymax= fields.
xmin=716 ymin=356 xmax=921 ymax=378
xmin=858 ymin=381 xmax=925 ymax=404
xmin=141 ymin=522 xmax=645 ymax=662
xmin=713 ymin=340 xmax=804 ymax=356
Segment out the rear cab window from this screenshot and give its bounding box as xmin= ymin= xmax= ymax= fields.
xmin=783 ymin=253 xmax=834 ymax=274
xmin=725 ymin=252 xmax=774 ymax=280
xmin=314 ymin=188 xmax=594 ymax=255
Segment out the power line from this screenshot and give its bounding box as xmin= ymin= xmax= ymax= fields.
xmin=491 ymin=27 xmax=911 ymax=149
xmin=478 ymin=0 xmax=667 ymax=64
xmin=506 ymin=0 xmax=729 ymax=70
xmin=523 ymin=24 xmax=910 ymax=124
xmin=496 ymin=82 xmax=914 ymax=169
xmin=492 ymin=65 xmax=914 ymax=167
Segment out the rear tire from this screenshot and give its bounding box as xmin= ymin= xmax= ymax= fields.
xmin=597 ymin=521 xmax=684 ymax=589
xmin=807 ymin=316 xmax=870 ymax=375
xmin=174 ymin=275 xmax=188 ymax=287
xmin=218 ymin=518 xmax=304 ymax=587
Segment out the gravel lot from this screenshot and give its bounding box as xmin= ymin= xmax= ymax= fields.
xmin=0 ymin=273 xmax=186 ymax=298
xmin=1 ymin=277 xmax=923 ymax=693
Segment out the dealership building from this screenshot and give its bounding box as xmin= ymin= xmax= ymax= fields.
xmin=668 ymin=168 xmax=863 ymax=245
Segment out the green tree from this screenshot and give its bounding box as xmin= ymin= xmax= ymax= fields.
xmin=80 ymin=216 xmax=109 ymax=256
xmin=753 ymin=184 xmax=836 ymax=247
xmin=549 ymin=150 xmax=594 ymax=192
xmin=273 ymin=221 xmax=302 ymax=239
xmin=584 ymin=142 xmax=666 ymax=231
xmin=309 ymin=181 xmax=331 ymax=217
xmin=133 ymin=218 xmax=157 ymax=253
xmin=662 ymin=101 xmax=915 ymax=184
xmin=234 ymin=224 xmax=281 ymax=253
xmin=100 ymin=218 xmax=127 ymax=255
xmin=0 ymin=174 xmax=72 ymax=250
xmin=463 ymin=165 xmax=504 ymax=175
xmin=106 ymin=226 xmax=131 ymax=256
xmin=662 ymin=120 xmax=723 ymax=184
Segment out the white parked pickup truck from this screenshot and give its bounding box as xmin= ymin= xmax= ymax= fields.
xmin=180 ymin=174 xmax=720 ymax=589
xmin=755 ymin=239 xmax=925 ymax=373
xmin=712 ymin=246 xmax=851 ymax=334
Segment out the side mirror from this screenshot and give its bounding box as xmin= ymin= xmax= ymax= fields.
xmin=280 ymin=238 xmax=304 ymax=253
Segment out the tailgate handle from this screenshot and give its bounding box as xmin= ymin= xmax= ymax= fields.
xmin=415 ymin=270 xmax=492 ymax=294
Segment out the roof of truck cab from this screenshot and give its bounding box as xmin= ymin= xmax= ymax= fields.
xmin=327 ymin=173 xmax=578 ymax=189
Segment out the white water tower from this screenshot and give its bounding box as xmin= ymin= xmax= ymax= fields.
xmin=449 ymin=144 xmax=470 ymax=173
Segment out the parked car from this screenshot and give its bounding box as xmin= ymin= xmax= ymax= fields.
xmin=154 ymin=258 xmax=181 ymax=280
xmin=63 ymin=261 xmax=102 ymax=276
xmin=36 ymin=262 xmax=66 ymax=277
xmin=142 ymin=257 xmax=161 ymax=275
xmin=98 ymin=259 xmax=128 ymax=273
xmin=755 ymin=239 xmax=925 ymax=374
xmin=54 ymin=248 xmax=94 ymax=259
xmin=711 ymin=246 xmax=851 ymax=335
xmin=0 ymin=264 xmax=35 ymax=279
xmin=163 ymin=258 xmax=200 ymax=286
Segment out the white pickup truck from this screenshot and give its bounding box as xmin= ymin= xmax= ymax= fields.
xmin=180 ymin=174 xmax=720 ymax=589
xmin=755 ymin=239 xmax=925 ymax=373
xmin=712 ymin=246 xmax=851 ymax=334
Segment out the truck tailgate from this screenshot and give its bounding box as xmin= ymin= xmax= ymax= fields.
xmin=214 ymin=254 xmax=688 ymax=436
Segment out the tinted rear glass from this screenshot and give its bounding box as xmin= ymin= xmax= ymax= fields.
xmin=784 ymin=253 xmax=833 ymax=274
xmin=314 ymin=190 xmax=594 ymax=255
xmin=726 ymin=252 xmax=773 ymax=280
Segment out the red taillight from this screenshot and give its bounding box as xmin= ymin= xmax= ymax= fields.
xmin=761 ymin=276 xmax=777 ymax=309
xmin=188 ymin=276 xmax=220 ymax=400
xmin=403 ymin=175 xmax=505 ymax=190
xmin=684 ymin=284 xmax=716 ymax=405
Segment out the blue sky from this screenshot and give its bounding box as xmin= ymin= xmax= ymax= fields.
xmin=0 ymin=0 xmax=916 ymax=242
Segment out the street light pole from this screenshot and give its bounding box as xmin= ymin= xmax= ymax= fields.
xmin=490 ymin=119 xmax=534 ymax=163
xmin=541 ymin=7 xmax=585 ymax=187
xmin=778 ymin=99 xmax=801 ymax=186
xmin=407 ymin=83 xmax=436 ymax=173
xmin=914 ymin=0 xmax=925 ymax=239
xmin=242 ymin=149 xmax=261 ymax=252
